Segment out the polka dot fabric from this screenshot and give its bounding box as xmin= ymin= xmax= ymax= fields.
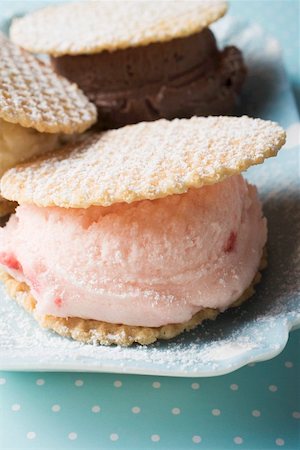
xmin=0 ymin=330 xmax=299 ymax=449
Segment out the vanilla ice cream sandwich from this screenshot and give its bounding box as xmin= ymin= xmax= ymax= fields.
xmin=0 ymin=33 xmax=97 ymax=216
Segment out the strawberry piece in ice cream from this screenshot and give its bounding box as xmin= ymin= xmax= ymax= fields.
xmin=0 ymin=252 xmax=22 ymax=272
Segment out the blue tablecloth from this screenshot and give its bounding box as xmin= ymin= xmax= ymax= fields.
xmin=0 ymin=1 xmax=299 ymax=449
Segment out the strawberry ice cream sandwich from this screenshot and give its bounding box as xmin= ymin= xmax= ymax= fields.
xmin=0 ymin=116 xmax=285 ymax=345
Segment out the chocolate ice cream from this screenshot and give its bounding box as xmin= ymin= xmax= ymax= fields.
xmin=52 ymin=29 xmax=246 ymax=129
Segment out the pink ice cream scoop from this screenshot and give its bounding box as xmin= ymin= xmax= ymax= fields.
xmin=0 ymin=174 xmax=266 ymax=327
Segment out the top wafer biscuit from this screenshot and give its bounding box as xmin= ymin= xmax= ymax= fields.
xmin=10 ymin=0 xmax=228 ymax=56
xmin=1 ymin=116 xmax=286 ymax=208
xmin=0 ymin=33 xmax=96 ymax=134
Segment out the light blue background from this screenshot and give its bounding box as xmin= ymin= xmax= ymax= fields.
xmin=0 ymin=1 xmax=299 ymax=449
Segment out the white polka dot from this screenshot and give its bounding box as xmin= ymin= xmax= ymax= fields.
xmin=51 ymin=404 xmax=61 ymax=412
xmin=248 ymin=363 xmax=256 ymax=367
xmin=113 ymin=380 xmax=122 ymax=388
xmin=0 ymin=377 xmax=6 ymax=385
xmin=11 ymin=404 xmax=21 ymax=411
xmin=234 ymin=436 xmax=243 ymax=444
xmin=230 ymin=384 xmax=239 ymax=391
xmin=292 ymin=411 xmax=300 ymax=419
xmin=252 ymin=409 xmax=261 ymax=417
xmin=275 ymin=438 xmax=285 ymax=446
xmin=131 ymin=406 xmax=141 ymax=414
xmin=75 ymin=379 xmax=84 ymax=387
xmin=152 ymin=381 xmax=161 ymax=388
xmin=284 ymin=361 xmax=293 ymax=368
xmin=269 ymin=385 xmax=278 ymax=392
xmin=26 ymin=432 xmax=36 ymax=440
xmin=92 ymin=405 xmax=101 ymax=413
xmin=192 ymin=435 xmax=202 ymax=443
xmin=151 ymin=434 xmax=160 ymax=442
xmin=36 ymin=378 xmax=45 ymax=386
xmin=68 ymin=432 xmax=77 ymax=441
xmin=171 ymin=407 xmax=181 ymax=415
xmin=110 ymin=433 xmax=119 ymax=441
xmin=191 ymin=383 xmax=200 ymax=390
xmin=212 ymin=408 xmax=221 ymax=416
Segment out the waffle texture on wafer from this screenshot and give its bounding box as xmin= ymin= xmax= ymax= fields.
xmin=0 ymin=250 xmax=266 ymax=346
xmin=1 ymin=116 xmax=286 ymax=208
xmin=10 ymin=0 xmax=228 ymax=56
xmin=0 ymin=33 xmax=96 ymax=133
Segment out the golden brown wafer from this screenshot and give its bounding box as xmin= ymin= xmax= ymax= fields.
xmin=0 ymin=33 xmax=96 ymax=134
xmin=1 ymin=116 xmax=285 ymax=208
xmin=10 ymin=1 xmax=228 ymax=56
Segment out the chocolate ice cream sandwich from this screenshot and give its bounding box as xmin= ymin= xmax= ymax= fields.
xmin=10 ymin=1 xmax=246 ymax=129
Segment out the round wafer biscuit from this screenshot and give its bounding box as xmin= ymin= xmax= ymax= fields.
xmin=0 ymin=250 xmax=267 ymax=346
xmin=1 ymin=116 xmax=286 ymax=208
xmin=0 ymin=33 xmax=96 ymax=134
xmin=10 ymin=0 xmax=228 ymax=56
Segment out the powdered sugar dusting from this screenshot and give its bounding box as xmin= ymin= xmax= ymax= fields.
xmin=0 ymin=33 xmax=96 ymax=133
xmin=0 ymin=280 xmax=297 ymax=376
xmin=10 ymin=1 xmax=227 ymax=56
xmin=2 ymin=116 xmax=285 ymax=208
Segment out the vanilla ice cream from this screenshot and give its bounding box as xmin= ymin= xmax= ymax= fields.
xmin=0 ymin=118 xmax=61 ymax=177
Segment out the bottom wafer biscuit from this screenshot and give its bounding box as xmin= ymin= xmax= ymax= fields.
xmin=0 ymin=251 xmax=267 ymax=346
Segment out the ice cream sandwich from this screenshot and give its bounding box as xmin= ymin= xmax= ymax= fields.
xmin=10 ymin=0 xmax=246 ymax=129
xmin=0 ymin=32 xmax=97 ymax=216
xmin=0 ymin=116 xmax=285 ymax=345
